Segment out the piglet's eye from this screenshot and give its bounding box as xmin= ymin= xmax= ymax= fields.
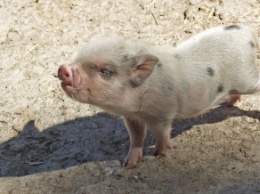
xmin=99 ymin=68 xmax=113 ymax=78
xmin=100 ymin=68 xmax=111 ymax=75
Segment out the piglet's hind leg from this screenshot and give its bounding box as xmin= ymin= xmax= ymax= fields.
xmin=226 ymin=74 xmax=260 ymax=106
xmin=225 ymin=95 xmax=241 ymax=107
xmin=148 ymin=121 xmax=172 ymax=156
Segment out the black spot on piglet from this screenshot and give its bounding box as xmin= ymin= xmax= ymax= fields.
xmin=207 ymin=67 xmax=214 ymax=77
xmin=249 ymin=41 xmax=255 ymax=48
xmin=217 ymin=85 xmax=224 ymax=93
xmin=224 ymin=25 xmax=241 ymax=30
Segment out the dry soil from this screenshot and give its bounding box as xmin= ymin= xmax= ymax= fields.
xmin=0 ymin=0 xmax=260 ymax=193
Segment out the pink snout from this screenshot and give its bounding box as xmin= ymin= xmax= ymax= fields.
xmin=58 ymin=64 xmax=74 ymax=86
xmin=58 ymin=64 xmax=82 ymax=90
xmin=58 ymin=64 xmax=72 ymax=81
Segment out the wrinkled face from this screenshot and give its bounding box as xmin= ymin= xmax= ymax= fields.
xmin=58 ymin=37 xmax=136 ymax=108
xmin=58 ymin=37 xmax=158 ymax=112
xmin=58 ymin=59 xmax=131 ymax=108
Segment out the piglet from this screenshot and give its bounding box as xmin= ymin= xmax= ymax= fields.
xmin=58 ymin=24 xmax=260 ymax=168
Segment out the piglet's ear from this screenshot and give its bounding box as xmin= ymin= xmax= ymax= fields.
xmin=130 ymin=54 xmax=159 ymax=86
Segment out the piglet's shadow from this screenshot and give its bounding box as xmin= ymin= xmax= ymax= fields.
xmin=0 ymin=106 xmax=259 ymax=177
xmin=172 ymin=105 xmax=260 ymax=137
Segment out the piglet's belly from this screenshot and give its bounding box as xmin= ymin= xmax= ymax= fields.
xmin=174 ymin=88 xmax=228 ymax=119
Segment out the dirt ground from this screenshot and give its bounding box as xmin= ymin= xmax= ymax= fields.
xmin=0 ymin=0 xmax=260 ymax=193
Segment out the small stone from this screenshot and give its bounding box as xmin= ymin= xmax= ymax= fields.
xmin=113 ymin=169 xmax=124 ymax=177
xmin=103 ymin=167 xmax=114 ymax=176
xmin=143 ymin=155 xmax=155 ymax=161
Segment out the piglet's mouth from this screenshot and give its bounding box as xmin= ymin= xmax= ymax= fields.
xmin=58 ymin=65 xmax=82 ymax=90
xmin=61 ymin=77 xmax=82 ymax=91
xmin=61 ymin=81 xmax=72 ymax=88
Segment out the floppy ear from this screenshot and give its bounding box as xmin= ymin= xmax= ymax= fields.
xmin=130 ymin=54 xmax=159 ymax=86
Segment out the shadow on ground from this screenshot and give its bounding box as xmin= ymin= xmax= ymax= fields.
xmin=0 ymin=105 xmax=259 ymax=177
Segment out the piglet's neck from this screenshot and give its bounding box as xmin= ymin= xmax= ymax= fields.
xmin=96 ymin=90 xmax=142 ymax=116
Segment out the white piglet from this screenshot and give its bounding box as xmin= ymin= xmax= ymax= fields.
xmin=58 ymin=24 xmax=260 ymax=168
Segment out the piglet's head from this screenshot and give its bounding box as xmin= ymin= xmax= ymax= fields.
xmin=58 ymin=37 xmax=159 ymax=111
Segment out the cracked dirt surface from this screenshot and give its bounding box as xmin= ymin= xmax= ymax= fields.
xmin=0 ymin=0 xmax=260 ymax=193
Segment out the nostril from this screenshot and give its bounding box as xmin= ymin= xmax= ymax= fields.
xmin=58 ymin=65 xmax=71 ymax=80
xmin=64 ymin=71 xmax=70 ymax=78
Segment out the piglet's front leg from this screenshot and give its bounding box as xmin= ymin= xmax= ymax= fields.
xmin=124 ymin=118 xmax=146 ymax=168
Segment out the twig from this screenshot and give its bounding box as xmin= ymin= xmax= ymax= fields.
xmin=146 ymin=0 xmax=157 ymax=8
xmin=25 ymin=153 xmax=48 ymax=165
xmin=25 ymin=161 xmax=45 ymax=166
xmin=5 ymin=43 xmax=39 ymax=71
xmin=207 ymin=7 xmax=215 ymax=20
xmin=22 ymin=43 xmax=39 ymax=57
xmin=151 ymin=11 xmax=159 ymax=26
